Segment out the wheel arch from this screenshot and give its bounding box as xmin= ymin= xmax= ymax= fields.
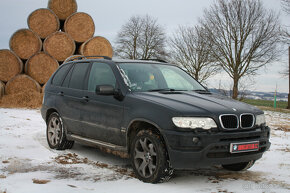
xmin=45 ymin=108 xmax=58 ymax=123
xmin=126 ymin=119 xmax=169 ymax=155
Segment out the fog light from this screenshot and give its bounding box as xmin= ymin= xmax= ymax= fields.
xmin=192 ymin=137 xmax=199 ymax=144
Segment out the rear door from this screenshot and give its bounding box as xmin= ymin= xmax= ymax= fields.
xmin=58 ymin=62 xmax=90 ymax=136
xmin=80 ymin=62 xmax=124 ymax=145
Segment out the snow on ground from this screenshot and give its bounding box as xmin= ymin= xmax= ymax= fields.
xmin=0 ymin=108 xmax=289 ymax=193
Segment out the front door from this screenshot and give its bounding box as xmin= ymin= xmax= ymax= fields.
xmin=80 ymin=62 xmax=124 ymax=146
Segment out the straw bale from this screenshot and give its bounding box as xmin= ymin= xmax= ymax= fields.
xmin=0 ymin=49 xmax=23 ymax=82
xmin=9 ymin=29 xmax=42 ymax=60
xmin=79 ymin=36 xmax=113 ymax=58
xmin=42 ymin=83 xmax=46 ymax=93
xmin=0 ymin=89 xmax=43 ymax=109
xmin=43 ymin=32 xmax=76 ymax=61
xmin=5 ymin=74 xmax=41 ymax=95
xmin=0 ymin=81 xmax=5 ymax=99
xmin=28 ymin=8 xmax=60 ymax=39
xmin=48 ymin=0 xmax=77 ymax=20
xmin=25 ymin=52 xmax=59 ymax=84
xmin=64 ymin=12 xmax=95 ymax=43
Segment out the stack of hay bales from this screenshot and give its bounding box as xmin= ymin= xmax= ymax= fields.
xmin=0 ymin=0 xmax=113 ymax=108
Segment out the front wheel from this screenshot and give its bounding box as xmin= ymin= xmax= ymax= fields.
xmin=222 ymin=160 xmax=255 ymax=171
xmin=130 ymin=129 xmax=173 ymax=183
xmin=46 ymin=112 xmax=74 ymax=150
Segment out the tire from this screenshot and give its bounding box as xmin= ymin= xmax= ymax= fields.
xmin=46 ymin=112 xmax=74 ymax=150
xmin=222 ymin=160 xmax=255 ymax=171
xmin=130 ymin=129 xmax=173 ymax=183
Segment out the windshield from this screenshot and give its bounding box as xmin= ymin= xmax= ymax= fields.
xmin=117 ymin=63 xmax=206 ymax=92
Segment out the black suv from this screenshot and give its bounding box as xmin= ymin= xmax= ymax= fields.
xmin=41 ymin=56 xmax=271 ymax=183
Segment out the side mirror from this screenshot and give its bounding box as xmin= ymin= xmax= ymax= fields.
xmin=95 ymin=85 xmax=115 ymax=95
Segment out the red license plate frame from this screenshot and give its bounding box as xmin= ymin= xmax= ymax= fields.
xmin=230 ymin=141 xmax=259 ymax=153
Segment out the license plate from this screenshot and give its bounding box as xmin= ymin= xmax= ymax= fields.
xmin=230 ymin=141 xmax=259 ymax=153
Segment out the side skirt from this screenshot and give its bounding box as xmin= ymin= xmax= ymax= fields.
xmin=67 ymin=134 xmax=129 ymax=158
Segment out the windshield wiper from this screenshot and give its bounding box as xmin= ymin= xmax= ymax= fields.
xmin=192 ymin=89 xmax=211 ymax=94
xmin=148 ymin=88 xmax=187 ymax=92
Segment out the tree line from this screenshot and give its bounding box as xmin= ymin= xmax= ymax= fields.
xmin=114 ymin=0 xmax=289 ymax=99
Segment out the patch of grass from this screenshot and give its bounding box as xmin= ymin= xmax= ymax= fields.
xmin=242 ymin=99 xmax=288 ymax=109
xmin=241 ymin=99 xmax=290 ymax=113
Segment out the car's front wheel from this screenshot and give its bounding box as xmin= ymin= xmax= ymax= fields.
xmin=222 ymin=160 xmax=255 ymax=171
xmin=46 ymin=112 xmax=74 ymax=150
xmin=130 ymin=129 xmax=173 ymax=183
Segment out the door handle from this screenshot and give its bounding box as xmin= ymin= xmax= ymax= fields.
xmin=57 ymin=91 xmax=64 ymax=96
xmin=82 ymin=96 xmax=89 ymax=102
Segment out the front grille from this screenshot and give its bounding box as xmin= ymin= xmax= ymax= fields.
xmin=220 ymin=115 xmax=238 ymax=129
xmin=241 ymin=114 xmax=254 ymax=128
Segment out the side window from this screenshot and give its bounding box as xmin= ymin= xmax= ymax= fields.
xmin=69 ymin=62 xmax=90 ymax=90
xmin=88 ymin=62 xmax=116 ymax=92
xmin=52 ymin=64 xmax=70 ymax=86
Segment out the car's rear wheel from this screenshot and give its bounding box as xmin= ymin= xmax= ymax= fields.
xmin=222 ymin=160 xmax=255 ymax=171
xmin=130 ymin=129 xmax=173 ymax=183
xmin=46 ymin=112 xmax=74 ymax=150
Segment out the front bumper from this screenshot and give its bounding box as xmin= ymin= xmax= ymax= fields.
xmin=163 ymin=126 xmax=271 ymax=169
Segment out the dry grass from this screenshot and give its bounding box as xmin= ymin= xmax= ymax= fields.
xmin=32 ymin=178 xmax=51 ymax=184
xmin=0 ymin=175 xmax=6 ymax=179
xmin=275 ymin=126 xmax=290 ymax=132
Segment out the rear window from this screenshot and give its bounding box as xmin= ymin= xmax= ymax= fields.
xmin=52 ymin=64 xmax=70 ymax=86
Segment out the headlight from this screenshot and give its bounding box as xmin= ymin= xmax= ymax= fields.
xmin=255 ymin=114 xmax=266 ymax=126
xmin=172 ymin=117 xmax=217 ymax=130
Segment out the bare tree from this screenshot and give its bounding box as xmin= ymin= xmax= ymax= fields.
xmin=200 ymin=0 xmax=281 ymax=99
xmin=115 ymin=15 xmax=167 ymax=60
xmin=281 ymin=0 xmax=290 ymax=78
xmin=169 ymin=26 xmax=219 ymax=84
xmin=281 ymin=0 xmax=290 ymax=14
xmin=281 ymin=0 xmax=290 ymax=44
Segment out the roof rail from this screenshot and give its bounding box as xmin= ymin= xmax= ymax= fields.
xmin=139 ymin=58 xmax=168 ymax=63
xmin=65 ymin=55 xmax=112 ymax=63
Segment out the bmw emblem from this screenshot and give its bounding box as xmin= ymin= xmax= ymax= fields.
xmin=232 ymin=108 xmax=237 ymax=111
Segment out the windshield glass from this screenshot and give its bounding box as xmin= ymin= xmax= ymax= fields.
xmin=117 ymin=63 xmax=206 ymax=92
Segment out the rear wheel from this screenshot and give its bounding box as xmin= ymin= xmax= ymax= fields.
xmin=222 ymin=160 xmax=255 ymax=171
xmin=130 ymin=129 xmax=173 ymax=183
xmin=46 ymin=112 xmax=74 ymax=150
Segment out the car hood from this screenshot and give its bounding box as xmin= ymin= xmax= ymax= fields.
xmin=133 ymin=91 xmax=263 ymax=116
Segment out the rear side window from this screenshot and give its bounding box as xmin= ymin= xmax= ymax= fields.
xmin=52 ymin=64 xmax=70 ymax=86
xmin=62 ymin=65 xmax=73 ymax=87
xmin=88 ymin=62 xmax=116 ymax=92
xmin=69 ymin=62 xmax=90 ymax=90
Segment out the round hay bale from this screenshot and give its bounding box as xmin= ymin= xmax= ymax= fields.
xmin=28 ymin=8 xmax=60 ymax=39
xmin=0 ymin=49 xmax=23 ymax=82
xmin=25 ymin=52 xmax=59 ymax=84
xmin=79 ymin=36 xmax=113 ymax=58
xmin=48 ymin=0 xmax=77 ymax=20
xmin=64 ymin=12 xmax=95 ymax=43
xmin=63 ymin=55 xmax=83 ymax=63
xmin=42 ymin=83 xmax=46 ymax=93
xmin=5 ymin=74 xmax=41 ymax=95
xmin=9 ymin=29 xmax=42 ymax=60
xmin=0 ymin=81 xmax=5 ymax=99
xmin=43 ymin=31 xmax=76 ymax=61
xmin=0 ymin=89 xmax=43 ymax=109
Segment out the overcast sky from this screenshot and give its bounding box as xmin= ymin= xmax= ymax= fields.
xmin=0 ymin=0 xmax=288 ymax=93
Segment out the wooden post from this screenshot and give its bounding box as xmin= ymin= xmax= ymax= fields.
xmin=288 ymin=46 xmax=290 ymax=109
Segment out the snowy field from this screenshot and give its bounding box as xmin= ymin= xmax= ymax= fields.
xmin=0 ymin=108 xmax=289 ymax=193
